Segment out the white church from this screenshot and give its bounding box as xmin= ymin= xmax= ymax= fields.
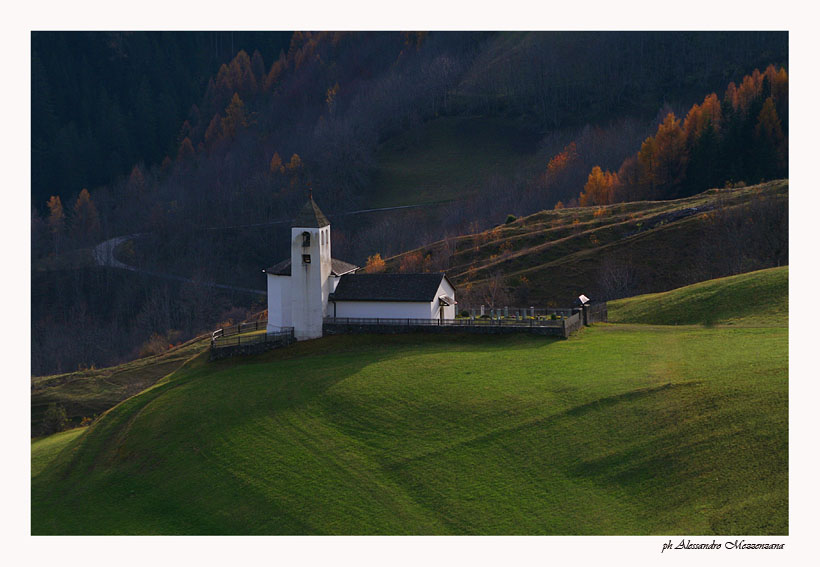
xmin=264 ymin=196 xmax=457 ymax=340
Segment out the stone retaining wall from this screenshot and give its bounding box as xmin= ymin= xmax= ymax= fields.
xmin=323 ymin=322 xmax=569 ymax=338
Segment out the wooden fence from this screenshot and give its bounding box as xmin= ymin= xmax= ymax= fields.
xmin=211 ymin=319 xmax=268 ymax=342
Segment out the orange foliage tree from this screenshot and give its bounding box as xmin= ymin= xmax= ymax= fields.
xmin=72 ymin=188 xmax=100 ymax=244
xmin=364 ymin=253 xmax=386 ymax=273
xmin=204 ymin=114 xmax=222 ymax=146
xmin=269 ymin=152 xmax=284 ymax=175
xmin=589 ymin=65 xmax=788 ymax=205
xmin=220 ymin=93 xmax=248 ymax=139
xmin=651 ymin=113 xmax=687 ymax=197
xmin=398 ymin=250 xmax=423 ymax=273
xmin=579 ymin=166 xmax=619 ymax=206
xmin=546 ymin=142 xmax=578 ymax=177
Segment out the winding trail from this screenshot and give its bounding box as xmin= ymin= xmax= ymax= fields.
xmin=91 ymin=201 xmax=444 ymax=296
xmin=92 ymin=233 xmax=266 ymax=296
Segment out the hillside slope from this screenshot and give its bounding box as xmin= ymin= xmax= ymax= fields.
xmin=608 ymin=266 xmax=788 ymax=326
xmin=32 ymin=277 xmax=787 ymax=534
xmin=31 ymin=337 xmax=208 ymax=436
xmin=383 ymin=180 xmax=788 ymax=305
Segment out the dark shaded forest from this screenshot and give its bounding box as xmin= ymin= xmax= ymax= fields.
xmin=31 ymin=31 xmax=788 ymax=375
xmin=32 ymin=31 xmax=292 ymax=207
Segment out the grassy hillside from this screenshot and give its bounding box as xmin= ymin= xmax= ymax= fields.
xmin=31 ymin=428 xmax=87 ymax=477
xmin=383 ymin=180 xmax=788 ymax=304
xmin=32 ymin=284 xmax=787 ymax=534
xmin=31 ymin=337 xmax=208 ymax=436
xmin=609 ymin=266 xmax=788 ymax=326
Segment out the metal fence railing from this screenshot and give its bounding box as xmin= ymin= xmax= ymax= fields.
xmin=460 ymin=306 xmax=577 ymax=318
xmin=210 ymin=322 xmax=294 ymax=349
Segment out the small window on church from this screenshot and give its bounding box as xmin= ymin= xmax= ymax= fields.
xmin=302 ymin=254 xmax=311 ymax=264
xmin=302 ymin=232 xmax=311 ymax=247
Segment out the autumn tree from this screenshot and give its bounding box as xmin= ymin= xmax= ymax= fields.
xmin=127 ymin=165 xmax=146 ymax=195
xmin=755 ymin=97 xmax=787 ymax=179
xmin=546 ymin=142 xmax=578 ymax=177
xmin=46 ymin=195 xmax=65 ymax=256
xmin=204 ymin=113 xmax=222 ymax=145
xmin=220 ymin=93 xmax=248 ymax=139
xmin=615 ymin=156 xmax=643 ymax=201
xmin=264 ymin=56 xmax=287 ymax=92
xmin=580 ymin=166 xmax=618 ymax=206
xmin=652 ymin=113 xmax=688 ymax=198
xmin=541 ymin=142 xmax=580 ymax=205
xmin=269 ymin=152 xmax=284 ymax=175
xmin=398 ymin=250 xmax=423 ymax=273
xmin=286 ymin=153 xmax=303 ymax=171
xmin=636 ymin=136 xmax=658 ymax=200
xmin=284 ymin=153 xmax=305 ymax=192
xmin=72 ymin=188 xmax=101 ymax=244
xmin=364 ymin=253 xmax=386 ymax=273
xmin=228 ymin=50 xmax=257 ymax=95
xmin=765 ymin=65 xmax=789 ymax=128
xmin=326 ymin=83 xmax=340 ymax=114
xmin=177 ymin=137 xmax=195 ymax=162
xmin=606 ymin=66 xmax=788 ymax=204
xmin=682 ymin=95 xmax=722 ymax=194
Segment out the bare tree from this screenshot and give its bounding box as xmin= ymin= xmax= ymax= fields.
xmin=597 ymin=256 xmax=639 ymax=300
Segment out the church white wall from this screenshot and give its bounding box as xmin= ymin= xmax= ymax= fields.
xmin=333 ymin=301 xmax=434 ymax=320
xmin=266 ymin=275 xmax=292 ymax=332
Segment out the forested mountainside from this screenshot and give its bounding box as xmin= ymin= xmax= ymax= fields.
xmin=32 ymin=31 xmax=292 ymax=206
xmin=31 ymin=32 xmax=788 ymax=375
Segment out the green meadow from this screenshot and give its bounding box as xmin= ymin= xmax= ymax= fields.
xmin=608 ymin=266 xmax=788 ymax=327
xmin=31 ymin=270 xmax=787 ymax=535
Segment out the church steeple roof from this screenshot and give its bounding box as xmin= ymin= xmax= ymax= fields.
xmin=293 ymin=195 xmax=330 ymax=228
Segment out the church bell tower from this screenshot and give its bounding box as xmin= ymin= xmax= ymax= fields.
xmin=290 ymin=194 xmax=332 ymax=339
